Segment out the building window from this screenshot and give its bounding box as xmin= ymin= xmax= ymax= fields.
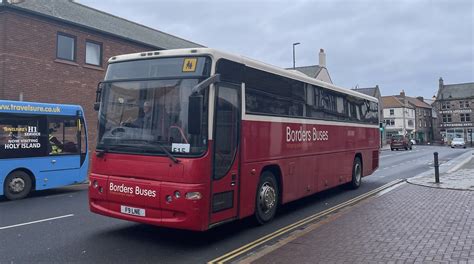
xmin=86 ymin=41 xmax=102 ymax=66
xmin=389 ymin=109 xmax=394 ymax=116
xmin=384 ymin=119 xmax=394 ymax=126
xmin=442 ymin=114 xmax=452 ymax=123
xmin=408 ymin=120 xmax=414 ymax=127
xmin=461 ymin=113 xmax=471 ymax=122
xmin=57 ymin=33 xmax=76 ymax=61
xmin=441 ymin=102 xmax=451 ymax=110
xmin=459 ymin=101 xmax=470 ymax=108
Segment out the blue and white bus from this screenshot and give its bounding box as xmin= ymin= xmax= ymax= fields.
xmin=0 ymin=100 xmax=89 ymax=200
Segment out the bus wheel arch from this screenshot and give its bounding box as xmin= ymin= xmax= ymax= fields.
xmin=349 ymin=154 xmax=363 ymax=189
xmin=3 ymin=169 xmax=35 ymax=200
xmin=255 ymin=165 xmax=281 ymax=225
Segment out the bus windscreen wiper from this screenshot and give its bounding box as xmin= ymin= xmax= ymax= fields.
xmin=153 ymin=141 xmax=180 ymax=164
xmin=96 ymin=146 xmax=108 ymax=157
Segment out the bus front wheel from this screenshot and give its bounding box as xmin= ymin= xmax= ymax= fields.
xmin=349 ymin=157 xmax=362 ymax=189
xmin=255 ymin=171 xmax=279 ymax=225
xmin=4 ymin=171 xmax=32 ymax=200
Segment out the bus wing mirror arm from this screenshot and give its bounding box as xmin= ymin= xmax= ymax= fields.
xmin=191 ymin=74 xmax=220 ymax=95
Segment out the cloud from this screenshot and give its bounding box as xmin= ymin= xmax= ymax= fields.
xmin=79 ymin=0 xmax=473 ymax=98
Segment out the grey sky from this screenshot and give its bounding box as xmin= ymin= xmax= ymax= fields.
xmin=79 ymin=0 xmax=473 ymax=99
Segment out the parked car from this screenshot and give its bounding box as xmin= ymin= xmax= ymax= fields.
xmin=390 ymin=135 xmax=412 ymax=151
xmin=451 ymin=138 xmax=466 ymax=148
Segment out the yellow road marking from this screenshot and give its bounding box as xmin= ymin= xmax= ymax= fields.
xmin=208 ymin=179 xmax=405 ymax=264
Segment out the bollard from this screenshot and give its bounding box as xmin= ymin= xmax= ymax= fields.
xmin=434 ymin=152 xmax=440 ymax=183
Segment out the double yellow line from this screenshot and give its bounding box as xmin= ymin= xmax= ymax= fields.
xmin=209 ymin=179 xmax=405 ymax=264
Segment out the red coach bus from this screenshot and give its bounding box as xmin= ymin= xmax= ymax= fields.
xmin=89 ymin=48 xmax=379 ymax=231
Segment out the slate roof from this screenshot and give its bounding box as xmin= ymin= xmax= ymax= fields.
xmin=403 ymin=96 xmax=432 ymax=109
xmin=288 ymin=65 xmax=322 ymax=78
xmin=382 ymin=96 xmax=413 ymax=109
xmin=437 ymin=82 xmax=474 ymax=100
xmin=0 ymin=0 xmax=202 ymax=49
xmin=352 ymin=87 xmax=377 ymax=97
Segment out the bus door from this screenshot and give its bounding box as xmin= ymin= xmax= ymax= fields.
xmin=210 ymin=83 xmax=241 ymax=224
xmin=39 ymin=116 xmax=82 ymax=188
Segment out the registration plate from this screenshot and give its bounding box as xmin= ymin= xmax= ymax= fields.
xmin=120 ymin=205 xmax=146 ymax=217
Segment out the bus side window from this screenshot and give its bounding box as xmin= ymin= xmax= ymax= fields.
xmin=80 ymin=119 xmax=87 ymax=155
xmin=48 ymin=117 xmax=79 ymax=155
xmin=0 ymin=114 xmax=48 ymax=159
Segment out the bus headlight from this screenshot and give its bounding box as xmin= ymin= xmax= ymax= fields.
xmin=174 ymin=191 xmax=181 ymax=199
xmin=93 ymin=180 xmax=99 ymax=189
xmin=185 ymin=192 xmax=202 ymax=200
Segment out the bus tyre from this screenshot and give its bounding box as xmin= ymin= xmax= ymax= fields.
xmin=4 ymin=171 xmax=32 ymax=200
xmin=255 ymin=171 xmax=279 ymax=225
xmin=349 ymin=157 xmax=362 ymax=189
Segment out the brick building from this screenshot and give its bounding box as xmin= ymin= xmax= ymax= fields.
xmin=0 ymin=0 xmax=201 ymax=145
xmin=382 ymin=91 xmax=434 ymax=143
xmin=397 ymin=95 xmax=433 ymax=144
xmin=433 ymin=77 xmax=474 ymax=143
xmin=382 ymin=93 xmax=416 ymax=140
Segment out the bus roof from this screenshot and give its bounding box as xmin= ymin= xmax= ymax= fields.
xmin=0 ymin=100 xmax=83 ymax=116
xmin=108 ymin=48 xmax=378 ymax=103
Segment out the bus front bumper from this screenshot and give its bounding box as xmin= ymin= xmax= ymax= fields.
xmin=89 ymin=173 xmax=209 ymax=231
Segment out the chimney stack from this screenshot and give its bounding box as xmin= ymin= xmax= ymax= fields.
xmin=416 ymin=96 xmax=424 ymax=102
xmin=439 ymin=77 xmax=444 ymax=89
xmin=400 ymin=89 xmax=405 ymax=97
xmin=319 ymin=48 xmax=326 ymax=68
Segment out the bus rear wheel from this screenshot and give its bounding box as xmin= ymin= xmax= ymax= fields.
xmin=349 ymin=157 xmax=362 ymax=189
xmin=4 ymin=171 xmax=32 ymax=200
xmin=255 ymin=171 xmax=279 ymax=225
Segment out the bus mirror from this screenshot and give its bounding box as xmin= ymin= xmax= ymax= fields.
xmin=188 ymin=95 xmax=203 ymax=135
xmin=94 ymin=82 xmax=104 ymax=111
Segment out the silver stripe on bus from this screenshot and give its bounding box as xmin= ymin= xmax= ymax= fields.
xmin=242 ymin=113 xmax=379 ymax=128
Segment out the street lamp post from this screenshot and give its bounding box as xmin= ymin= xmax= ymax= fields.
xmin=292 ymin=42 xmax=300 ymax=69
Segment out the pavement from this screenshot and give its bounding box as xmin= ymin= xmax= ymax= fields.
xmin=241 ymin=151 xmax=474 ymax=263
